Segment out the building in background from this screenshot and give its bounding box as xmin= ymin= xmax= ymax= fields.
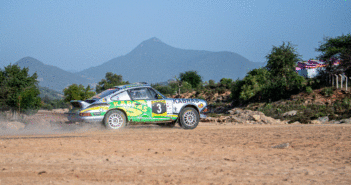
xmin=296 ymin=60 xmax=340 ymax=78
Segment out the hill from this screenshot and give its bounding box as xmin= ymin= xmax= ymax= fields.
xmin=78 ymin=37 xmax=264 ymax=83
xmin=38 ymin=86 xmax=63 ymax=100
xmin=15 ymin=57 xmax=94 ymax=92
xmin=14 ymin=38 xmax=264 ymax=92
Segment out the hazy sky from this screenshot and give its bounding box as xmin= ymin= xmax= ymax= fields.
xmin=1 ymin=0 xmax=350 ymax=72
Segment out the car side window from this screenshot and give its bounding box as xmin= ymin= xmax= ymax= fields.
xmin=148 ymin=88 xmax=160 ymax=99
xmin=129 ymin=88 xmax=153 ymax=100
xmin=111 ymin=91 xmax=131 ymax=101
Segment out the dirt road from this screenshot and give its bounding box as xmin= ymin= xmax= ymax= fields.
xmin=1 ymin=123 xmax=350 ymax=184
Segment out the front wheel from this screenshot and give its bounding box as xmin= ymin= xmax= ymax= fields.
xmin=179 ymin=107 xmax=199 ymax=129
xmin=104 ymin=110 xmax=127 ymax=130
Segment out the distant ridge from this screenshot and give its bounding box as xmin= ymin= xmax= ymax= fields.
xmin=15 ymin=57 xmax=94 ymax=92
xmin=77 ymin=37 xmax=264 ymax=84
xmin=14 ymin=38 xmax=264 ymax=92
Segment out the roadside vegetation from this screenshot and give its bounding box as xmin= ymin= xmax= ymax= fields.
xmin=0 ymin=64 xmax=41 ymax=117
xmin=1 ymin=33 xmax=350 ymax=124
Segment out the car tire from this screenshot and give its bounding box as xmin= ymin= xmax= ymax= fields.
xmin=179 ymin=107 xmax=199 ymax=129
xmin=104 ymin=110 xmax=127 ymax=130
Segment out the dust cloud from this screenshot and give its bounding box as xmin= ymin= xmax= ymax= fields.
xmin=0 ymin=110 xmax=105 ymax=136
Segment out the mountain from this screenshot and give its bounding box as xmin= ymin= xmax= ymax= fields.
xmin=15 ymin=57 xmax=94 ymax=92
xmin=39 ymin=86 xmax=63 ymax=100
xmin=77 ymin=37 xmax=264 ymax=84
xmin=14 ymin=38 xmax=264 ymax=92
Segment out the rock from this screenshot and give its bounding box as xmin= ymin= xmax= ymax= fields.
xmin=38 ymin=171 xmax=46 ymax=175
xmin=251 ymin=115 xmax=261 ymax=122
xmin=328 ymin=120 xmax=341 ymax=124
xmin=340 ymin=118 xmax=351 ymax=124
xmin=262 ymin=116 xmax=278 ymax=125
xmin=217 ymin=117 xmax=227 ymax=123
xmin=209 ymin=107 xmax=286 ymax=125
xmin=282 ymin=110 xmax=297 ymax=117
xmin=318 ymin=116 xmax=329 ymax=123
xmin=272 ymin=143 xmax=289 ymax=149
xmin=6 ymin=121 xmax=25 ymax=130
xmin=200 ymin=117 xmax=214 ymax=122
xmin=217 ymin=96 xmax=223 ymax=102
xmin=310 ymin=120 xmax=321 ymax=124
xmin=290 ymin=121 xmax=301 ymax=125
xmin=229 ymin=115 xmax=243 ymax=123
xmin=228 ymin=108 xmax=242 ymax=115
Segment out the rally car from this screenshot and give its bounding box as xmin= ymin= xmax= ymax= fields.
xmin=67 ymin=82 xmax=208 ymax=130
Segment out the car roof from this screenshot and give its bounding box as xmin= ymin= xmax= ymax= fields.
xmin=115 ymin=82 xmax=151 ymax=90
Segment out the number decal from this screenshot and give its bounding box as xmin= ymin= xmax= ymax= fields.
xmin=157 ymin=104 xmax=162 ymax=113
xmin=151 ymin=100 xmax=167 ymax=116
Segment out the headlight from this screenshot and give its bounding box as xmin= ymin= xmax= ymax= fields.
xmin=201 ymin=107 xmax=210 ymax=113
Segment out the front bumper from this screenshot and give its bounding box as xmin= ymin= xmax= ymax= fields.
xmin=200 ymin=106 xmax=209 ymax=118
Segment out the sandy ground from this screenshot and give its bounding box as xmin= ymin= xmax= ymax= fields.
xmin=0 ymin=113 xmax=351 ymax=184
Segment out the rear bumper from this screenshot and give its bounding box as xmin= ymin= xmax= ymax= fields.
xmin=66 ymin=113 xmax=104 ymax=123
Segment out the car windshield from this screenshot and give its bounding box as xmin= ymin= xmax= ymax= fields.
xmin=90 ymin=88 xmax=120 ymax=99
xmin=153 ymin=89 xmax=167 ymax=99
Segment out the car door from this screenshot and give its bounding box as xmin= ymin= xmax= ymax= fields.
xmin=147 ymin=88 xmax=174 ymax=121
xmin=127 ymin=88 xmax=153 ymax=122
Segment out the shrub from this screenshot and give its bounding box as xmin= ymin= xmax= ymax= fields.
xmin=208 ymin=79 xmax=216 ymax=89
xmin=41 ymin=103 xmax=53 ymax=110
xmin=219 ymin=78 xmax=233 ymax=89
xmin=306 ymin=86 xmax=313 ymax=94
xmin=217 ymin=87 xmax=226 ymax=94
xmin=321 ymin=87 xmax=334 ymax=97
xmin=180 ymin=71 xmax=202 ymax=88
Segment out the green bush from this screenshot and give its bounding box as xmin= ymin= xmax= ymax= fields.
xmin=180 ymin=71 xmax=202 ymax=88
xmin=306 ymin=86 xmax=313 ymax=94
xmin=41 ymin=103 xmax=53 ymax=110
xmin=219 ymin=78 xmax=233 ymax=89
xmin=152 ymin=84 xmax=175 ymax=95
xmin=208 ymin=79 xmax=216 ymax=89
xmin=217 ymin=87 xmax=226 ymax=94
xmin=321 ymin=87 xmax=334 ymax=97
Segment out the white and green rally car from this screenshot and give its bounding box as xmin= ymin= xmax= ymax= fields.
xmin=67 ymin=82 xmax=208 ymax=130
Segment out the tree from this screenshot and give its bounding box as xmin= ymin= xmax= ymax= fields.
xmin=0 ymin=64 xmax=41 ymax=115
xmin=231 ymin=68 xmax=271 ymax=101
xmin=63 ymin=84 xmax=95 ymax=102
xmin=0 ymin=70 xmax=6 ymax=109
xmin=266 ymin=42 xmax=300 ymax=77
xmin=265 ymin=42 xmax=305 ymax=99
xmin=231 ymin=43 xmax=306 ymax=104
xmin=151 ymin=83 xmax=174 ymax=96
xmin=179 ymin=71 xmax=202 ymax=88
xmin=219 ymin=78 xmax=233 ymax=89
xmin=96 ymin=72 xmax=129 ymax=93
xmin=316 ymin=34 xmax=351 ymax=76
xmin=208 ymin=79 xmax=216 ymax=88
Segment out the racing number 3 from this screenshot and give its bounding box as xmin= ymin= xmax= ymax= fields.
xmin=156 ymin=104 xmax=162 ymax=113
xmin=151 ymin=100 xmax=166 ymax=116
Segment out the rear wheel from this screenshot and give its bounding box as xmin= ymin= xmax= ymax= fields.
xmin=179 ymin=107 xmax=199 ymax=129
xmin=104 ymin=110 xmax=127 ymax=130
